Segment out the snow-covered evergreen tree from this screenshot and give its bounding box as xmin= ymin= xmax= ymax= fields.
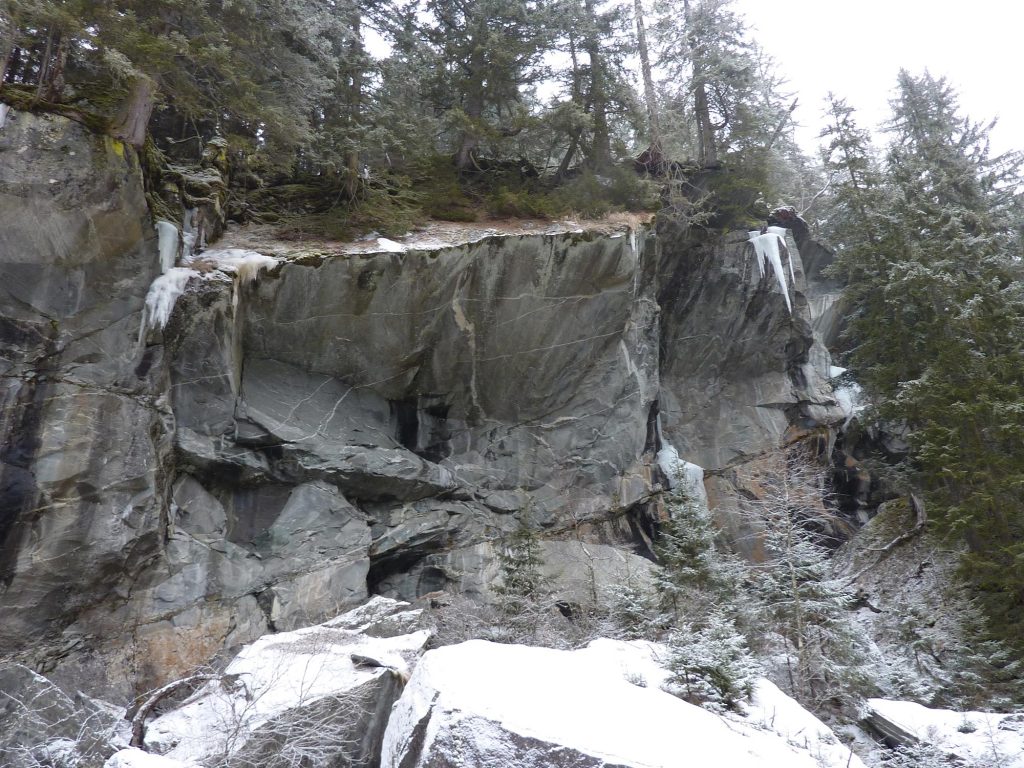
xmin=667 ymin=610 xmax=759 ymax=712
xmin=741 ymin=451 xmax=870 ymax=710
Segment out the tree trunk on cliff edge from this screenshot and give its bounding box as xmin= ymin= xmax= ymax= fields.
xmin=584 ymin=0 xmax=611 ymax=170
xmin=633 ymin=0 xmax=662 ymax=162
xmin=342 ymin=9 xmax=363 ymax=201
xmin=682 ymin=0 xmax=717 ymax=168
xmin=111 ymin=77 xmax=155 ymax=148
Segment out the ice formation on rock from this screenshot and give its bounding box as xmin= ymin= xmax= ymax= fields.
xmin=140 ymin=268 xmax=199 ymax=338
xmin=155 ymin=220 xmax=179 ymax=273
xmin=834 ymin=381 xmax=865 ymax=424
xmin=180 ymin=208 xmax=200 ymax=260
xmin=655 ymin=442 xmax=707 ymax=508
xmin=748 ymin=229 xmax=793 ymax=314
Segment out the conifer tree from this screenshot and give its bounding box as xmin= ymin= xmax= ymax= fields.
xmin=823 ymin=73 xmax=1024 ymax=652
xmin=419 ymin=0 xmax=552 ymax=170
xmin=668 ymin=610 xmax=759 ymax=711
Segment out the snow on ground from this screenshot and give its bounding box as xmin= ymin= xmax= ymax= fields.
xmin=144 ymin=597 xmax=429 ymax=764
xmin=105 ymin=747 xmax=195 ymax=768
xmin=747 ymin=680 xmax=861 ymax=768
xmin=382 ymin=638 xmax=864 ymax=768
xmin=867 ymin=699 xmax=1024 ymax=767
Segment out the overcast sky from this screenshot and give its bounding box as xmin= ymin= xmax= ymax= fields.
xmin=731 ymin=0 xmax=1023 ymax=157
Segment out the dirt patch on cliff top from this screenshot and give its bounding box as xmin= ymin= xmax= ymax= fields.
xmin=217 ymin=212 xmax=654 ymax=260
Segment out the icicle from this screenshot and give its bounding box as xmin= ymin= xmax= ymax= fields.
xmin=767 ymin=227 xmax=797 ymax=285
xmin=829 ymin=365 xmax=847 ymax=379
xmin=139 ymin=268 xmax=199 ymax=340
xmin=201 ymin=248 xmax=278 ymax=284
xmin=748 ymin=231 xmax=766 ymax=278
xmin=155 ymin=220 xmax=179 ymax=273
xmin=748 ymin=232 xmax=792 ymax=315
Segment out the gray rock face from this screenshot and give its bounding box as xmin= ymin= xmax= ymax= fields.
xmin=0 ymin=110 xmax=171 ymax=669
xmin=0 ymin=110 xmax=846 ymax=700
xmin=655 ymin=220 xmax=842 ymax=471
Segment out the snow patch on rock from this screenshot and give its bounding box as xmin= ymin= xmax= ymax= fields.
xmin=200 ymin=248 xmax=279 ymax=284
xmin=655 ymin=442 xmax=707 ymax=508
xmin=376 ymin=237 xmax=406 ymax=252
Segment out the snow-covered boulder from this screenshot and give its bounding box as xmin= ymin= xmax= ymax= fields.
xmin=382 ymin=638 xmax=864 ymax=768
xmin=866 ymin=699 xmax=1024 ymax=767
xmin=144 ymin=596 xmax=430 ymax=767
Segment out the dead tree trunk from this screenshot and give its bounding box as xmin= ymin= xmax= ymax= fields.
xmin=111 ymin=77 xmax=156 ymax=147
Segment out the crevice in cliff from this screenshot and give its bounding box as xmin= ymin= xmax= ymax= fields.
xmin=0 ymin=324 xmax=58 ymax=584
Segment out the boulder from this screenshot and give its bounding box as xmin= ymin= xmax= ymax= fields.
xmin=381 ymin=639 xmax=864 ymax=768
xmin=864 ymin=699 xmax=1024 ymax=766
xmin=144 ymin=597 xmax=430 ymax=768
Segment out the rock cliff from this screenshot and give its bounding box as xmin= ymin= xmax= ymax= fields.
xmin=0 ymin=110 xmax=844 ymax=698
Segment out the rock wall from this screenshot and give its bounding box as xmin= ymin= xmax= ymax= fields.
xmin=0 ymin=111 xmax=173 ymax=694
xmin=0 ymin=111 xmax=844 ymax=698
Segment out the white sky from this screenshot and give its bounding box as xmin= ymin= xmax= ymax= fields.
xmin=732 ymin=0 xmax=1024 ymax=157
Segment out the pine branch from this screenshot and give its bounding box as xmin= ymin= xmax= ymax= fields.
xmin=843 ymin=494 xmax=928 ymax=585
